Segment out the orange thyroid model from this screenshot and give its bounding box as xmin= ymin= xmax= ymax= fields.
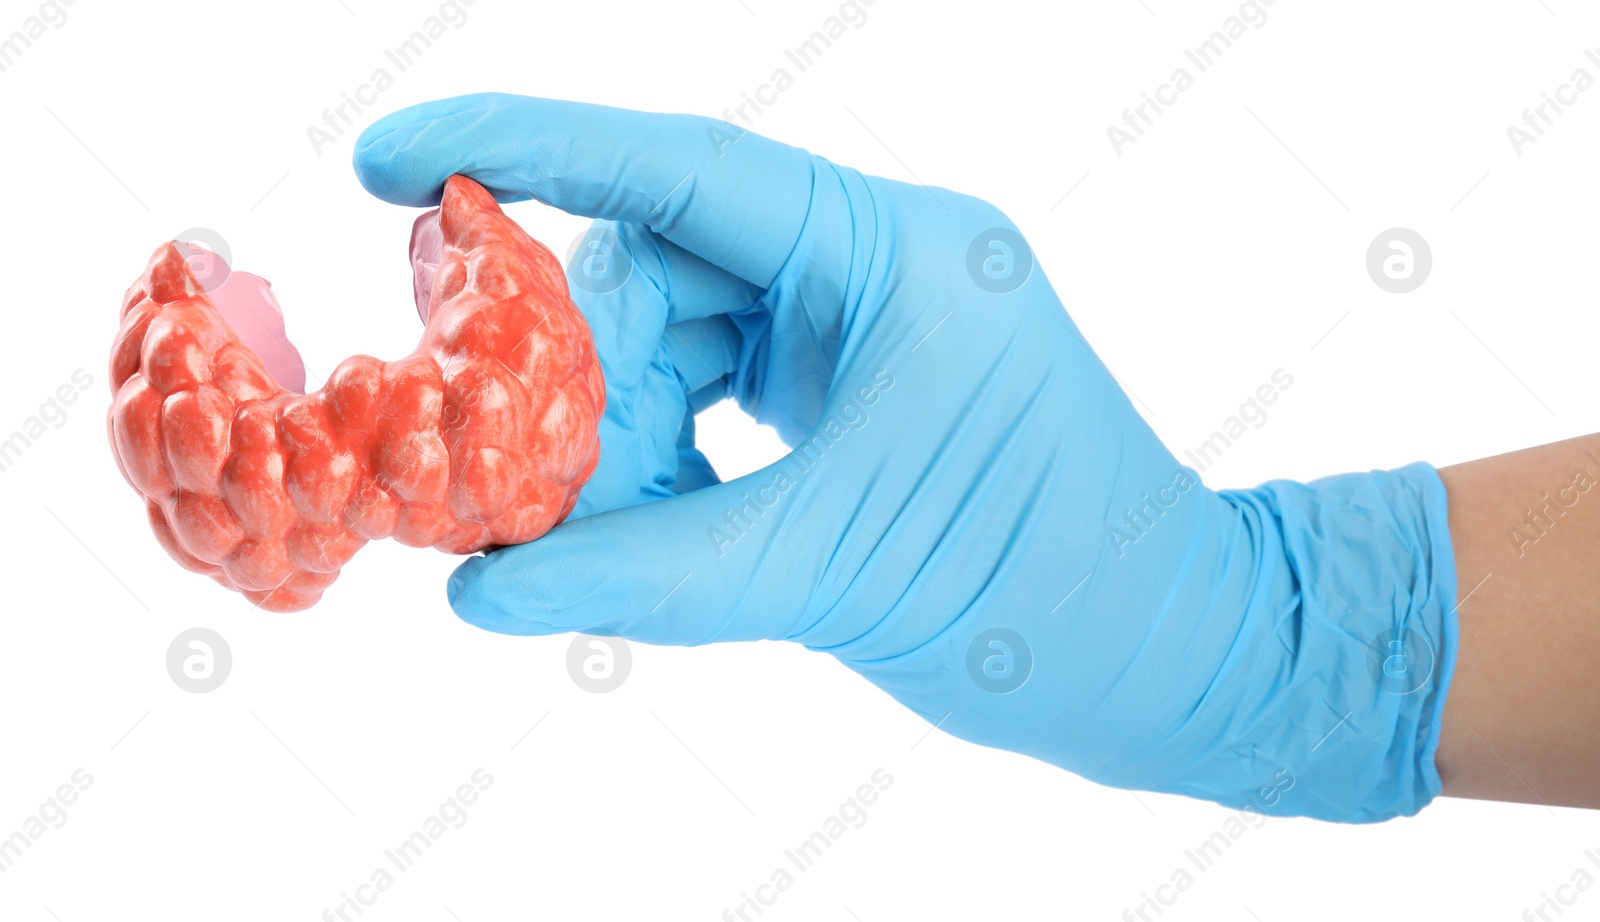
xmin=108 ymin=176 xmax=604 ymax=611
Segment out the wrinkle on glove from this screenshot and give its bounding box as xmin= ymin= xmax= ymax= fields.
xmin=1149 ymin=463 xmax=1458 ymax=822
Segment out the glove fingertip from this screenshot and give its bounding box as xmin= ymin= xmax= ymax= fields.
xmin=446 ymin=554 xmax=555 ymax=636
xmin=352 ymin=139 xmax=441 ymax=208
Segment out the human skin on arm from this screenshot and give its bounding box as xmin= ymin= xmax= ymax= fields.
xmin=1435 ymin=435 xmax=1600 ymax=809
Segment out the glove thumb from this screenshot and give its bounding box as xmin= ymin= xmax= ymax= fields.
xmin=446 ymin=462 xmax=819 ymax=645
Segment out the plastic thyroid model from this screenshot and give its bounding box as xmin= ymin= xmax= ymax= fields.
xmin=107 ymin=175 xmax=605 ymax=611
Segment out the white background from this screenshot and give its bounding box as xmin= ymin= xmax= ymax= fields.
xmin=2 ymin=0 xmax=1597 ymax=919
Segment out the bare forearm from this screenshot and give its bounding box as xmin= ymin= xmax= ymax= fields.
xmin=1434 ymin=433 xmax=1600 ymax=808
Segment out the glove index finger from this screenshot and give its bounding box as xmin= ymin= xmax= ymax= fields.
xmin=353 ymin=92 xmax=815 ymax=288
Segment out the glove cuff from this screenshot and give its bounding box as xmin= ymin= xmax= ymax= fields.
xmin=1204 ymin=461 xmax=1460 ymax=823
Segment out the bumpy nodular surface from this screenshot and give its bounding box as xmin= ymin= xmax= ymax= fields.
xmin=107 ymin=175 xmax=605 ymax=612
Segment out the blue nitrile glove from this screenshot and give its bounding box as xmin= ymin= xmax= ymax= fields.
xmin=353 ymin=93 xmax=1460 ymax=823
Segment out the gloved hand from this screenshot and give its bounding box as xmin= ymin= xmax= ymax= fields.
xmin=353 ymin=93 xmax=1460 ymax=823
